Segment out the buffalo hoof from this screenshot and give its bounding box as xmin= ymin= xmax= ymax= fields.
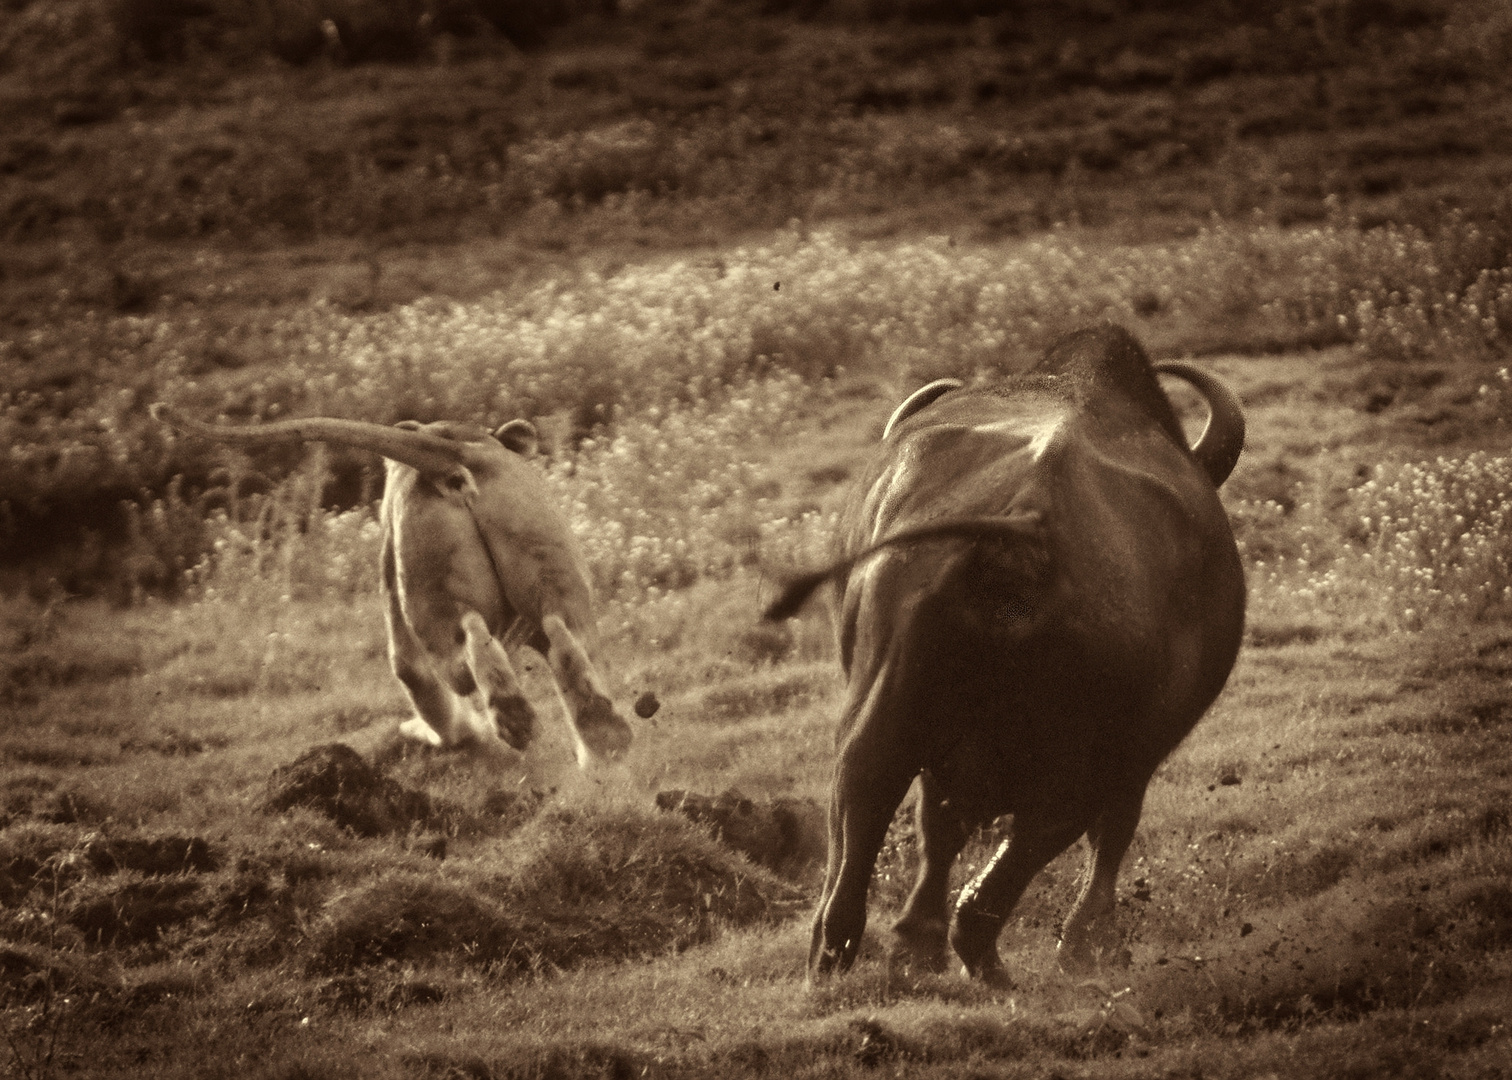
xmin=951 ymin=937 xmax=1012 ymax=988
xmin=889 ymin=918 xmax=950 ymax=976
xmin=1057 ymin=938 xmax=1131 ymax=974
xmin=808 ymin=928 xmax=865 ymax=982
xmin=807 ymin=948 xmax=847 ymax=985
xmin=948 ymin=909 xmax=1005 ymax=980
xmin=960 ymin=959 xmax=1015 ymax=990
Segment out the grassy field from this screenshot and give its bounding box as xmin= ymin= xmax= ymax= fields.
xmin=5 ymin=1 xmax=1512 ymax=1077
xmin=7 ymin=0 xmax=1512 ymax=587
xmin=4 ymin=321 xmax=1512 ymax=1077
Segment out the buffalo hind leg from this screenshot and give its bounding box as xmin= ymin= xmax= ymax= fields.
xmin=460 ymin=612 xmax=537 ymax=752
xmin=540 ymin=613 xmax=633 ymax=765
xmin=1058 ymin=787 xmax=1145 ymax=972
xmin=811 ymin=687 xmax=918 ymax=979
xmin=890 ymin=770 xmax=970 ymax=974
xmin=949 ymin=810 xmax=1090 ymax=986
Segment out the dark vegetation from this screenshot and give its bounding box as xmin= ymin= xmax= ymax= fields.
xmin=3 ymin=0 xmax=1512 ymax=595
xmin=0 ymin=735 xmax=803 ymax=993
xmin=5 ymin=0 xmax=1510 ymax=252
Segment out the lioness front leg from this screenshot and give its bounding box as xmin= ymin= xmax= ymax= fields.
xmin=540 ymin=613 xmax=633 ymax=765
xmin=460 ymin=611 xmax=537 ymax=751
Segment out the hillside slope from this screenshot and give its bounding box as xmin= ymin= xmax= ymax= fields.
xmin=3 ymin=0 xmax=1511 ymax=320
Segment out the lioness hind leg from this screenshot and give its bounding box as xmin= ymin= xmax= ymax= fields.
xmin=385 ymin=535 xmax=465 ymax=748
xmin=398 ymin=717 xmax=443 ymax=746
xmin=460 ymin=611 xmax=537 ymax=752
xmin=540 ymin=613 xmax=633 ymax=766
xmin=392 ymin=654 xmax=467 ymax=746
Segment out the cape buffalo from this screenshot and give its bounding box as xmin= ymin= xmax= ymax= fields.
xmin=766 ymin=323 xmax=1246 ymax=982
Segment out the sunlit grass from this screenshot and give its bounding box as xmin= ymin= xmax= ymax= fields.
xmin=5 ymin=211 xmax=1506 ymax=610
xmin=5 ymin=209 xmax=1512 ymax=1078
xmin=1239 ymin=449 xmax=1512 ymax=636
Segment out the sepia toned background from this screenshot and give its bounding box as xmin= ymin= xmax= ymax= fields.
xmin=2 ymin=2 xmax=1511 ymax=1076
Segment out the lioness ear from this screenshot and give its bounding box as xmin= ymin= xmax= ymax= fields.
xmin=396 ymin=420 xmax=423 ymax=431
xmin=494 ymin=419 xmax=539 ymax=457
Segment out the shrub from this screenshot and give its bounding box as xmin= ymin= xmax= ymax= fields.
xmin=550 ymin=375 xmax=811 ymax=600
xmin=9 ymin=214 xmax=1512 ymax=609
xmin=1246 ymin=450 xmax=1512 ymax=634
xmin=1344 ymin=452 xmax=1512 ymax=623
xmin=1343 ymin=205 xmax=1512 ymax=364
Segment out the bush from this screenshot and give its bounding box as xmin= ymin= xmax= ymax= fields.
xmin=1247 ymin=449 xmax=1512 ymax=634
xmin=9 ymin=213 xmax=1512 ymax=607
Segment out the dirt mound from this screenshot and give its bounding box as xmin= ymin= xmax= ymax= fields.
xmin=0 ymin=822 xmax=75 ymax=904
xmin=263 ymin=743 xmax=446 ymax=838
xmin=316 ymin=970 xmax=450 ymax=1012
xmin=2 ymin=822 xmax=217 ymax=904
xmin=0 ymin=941 xmax=116 ymax=1001
xmin=313 ymin=803 xmax=806 ymax=975
xmin=84 ymin=834 xmax=219 ymax=875
xmin=655 ymin=788 xmax=825 ymax=878
xmin=314 ymin=874 xmax=516 ymax=971
xmin=65 ymin=877 xmax=210 ymax=947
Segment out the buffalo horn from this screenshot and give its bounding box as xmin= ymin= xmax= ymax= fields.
xmin=1154 ymin=362 xmax=1245 ymax=487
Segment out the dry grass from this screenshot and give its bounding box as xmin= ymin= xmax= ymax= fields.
xmin=4 ymin=10 xmax=1512 ymax=1066
xmin=5 ymin=0 xmax=1512 ymax=596
xmin=4 ymin=303 xmax=1512 ymax=1075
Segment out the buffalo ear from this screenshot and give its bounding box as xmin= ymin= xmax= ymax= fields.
xmin=494 ymin=419 xmax=539 ymax=457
